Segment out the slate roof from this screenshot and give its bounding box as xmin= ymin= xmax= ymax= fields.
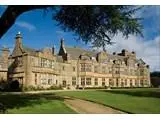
xmin=22 ymin=45 xmax=39 ymax=55
xmin=136 ymin=58 xmax=146 ymax=65
xmin=108 ymin=54 xmax=126 ymax=61
xmin=65 ymin=46 xmax=97 ymax=59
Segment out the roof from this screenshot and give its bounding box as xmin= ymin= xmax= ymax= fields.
xmin=22 ymin=45 xmax=38 ymax=55
xmin=136 ymin=58 xmax=146 ymax=65
xmin=65 ymin=46 xmax=97 ymax=59
xmin=108 ymin=54 xmax=126 ymax=61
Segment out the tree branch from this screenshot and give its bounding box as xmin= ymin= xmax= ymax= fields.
xmin=0 ymin=5 xmax=52 ymax=39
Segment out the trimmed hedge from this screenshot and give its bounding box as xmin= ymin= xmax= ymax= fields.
xmin=22 ymin=85 xmax=62 ymax=91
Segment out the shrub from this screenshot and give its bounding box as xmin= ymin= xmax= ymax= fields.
xmin=22 ymin=85 xmax=62 ymax=91
xmin=46 ymin=85 xmax=62 ymax=90
xmin=22 ymin=85 xmax=36 ymax=91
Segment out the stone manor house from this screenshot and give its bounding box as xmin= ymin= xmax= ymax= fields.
xmin=0 ymin=32 xmax=151 ymax=89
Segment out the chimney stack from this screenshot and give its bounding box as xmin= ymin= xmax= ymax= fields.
xmin=52 ymin=45 xmax=55 ymax=55
xmin=60 ymin=38 xmax=64 ymax=47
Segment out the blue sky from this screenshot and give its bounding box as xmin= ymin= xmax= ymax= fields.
xmin=0 ymin=6 xmax=160 ymax=71
xmin=0 ymin=6 xmax=89 ymax=52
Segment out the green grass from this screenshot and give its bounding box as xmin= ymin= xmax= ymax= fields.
xmin=0 ymin=93 xmax=76 ymax=114
xmin=56 ymin=88 xmax=160 ymax=114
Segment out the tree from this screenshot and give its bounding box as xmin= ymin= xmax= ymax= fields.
xmin=0 ymin=5 xmax=143 ymax=49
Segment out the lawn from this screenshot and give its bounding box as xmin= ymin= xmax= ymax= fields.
xmin=0 ymin=93 xmax=76 ymax=114
xmin=56 ymin=88 xmax=160 ymax=114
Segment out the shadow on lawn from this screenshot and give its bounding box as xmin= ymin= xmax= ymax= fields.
xmin=0 ymin=93 xmax=68 ymax=111
xmin=102 ymin=89 xmax=160 ymax=98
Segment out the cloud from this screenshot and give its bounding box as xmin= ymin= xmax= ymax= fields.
xmin=102 ymin=6 xmax=160 ymax=72
xmin=15 ymin=21 xmax=36 ymax=31
xmin=105 ymin=33 xmax=160 ymax=72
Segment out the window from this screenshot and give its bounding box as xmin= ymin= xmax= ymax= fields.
xmin=86 ymin=64 xmax=91 ymax=72
xmin=51 ymin=61 xmax=55 ymax=69
xmin=94 ymin=78 xmax=98 ymax=86
xmin=135 ymin=80 xmax=138 ymax=86
xmin=140 ymin=69 xmax=144 ymax=76
xmin=44 ymin=59 xmax=47 ymax=67
xmin=130 ymin=79 xmax=133 ymax=86
xmin=81 ymin=63 xmax=91 ymax=72
xmin=102 ymin=78 xmax=105 ymax=86
xmin=109 ymin=67 xmax=112 ymax=74
xmin=125 ymin=79 xmax=127 ymax=86
xmin=35 ymin=73 xmax=37 ymax=85
xmin=121 ymin=79 xmax=124 ymax=87
xmin=81 ymin=77 xmax=85 ymax=86
xmin=102 ymin=66 xmax=106 ymax=73
xmin=73 ymin=67 xmax=76 ymax=72
xmin=115 ymin=68 xmax=119 ymax=74
xmin=56 ymin=80 xmax=58 ymax=85
xmin=86 ymin=78 xmax=91 ymax=85
xmin=140 ymin=80 xmax=143 ymax=86
xmin=18 ymin=57 xmax=23 ymax=66
xmin=94 ymin=66 xmax=98 ymax=73
xmin=144 ymin=80 xmax=148 ymax=85
xmin=41 ymin=58 xmax=43 ymax=67
xmin=41 ymin=58 xmax=47 ymax=67
xmin=116 ymin=79 xmax=119 ymax=86
xmin=109 ymin=79 xmax=114 ymax=86
xmin=48 ymin=79 xmax=52 ymax=85
xmin=115 ymin=70 xmax=120 ymax=74
xmin=41 ymin=79 xmax=47 ymax=85
xmin=72 ymin=77 xmax=76 ymax=86
xmin=62 ymin=80 xmax=66 ymax=87
xmin=49 ymin=60 xmax=52 ymax=68
xmin=81 ymin=63 xmax=85 ymax=72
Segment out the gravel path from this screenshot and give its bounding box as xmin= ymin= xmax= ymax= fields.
xmin=64 ymin=97 xmax=125 ymax=114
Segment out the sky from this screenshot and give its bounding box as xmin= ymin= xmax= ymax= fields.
xmin=0 ymin=5 xmax=160 ymax=72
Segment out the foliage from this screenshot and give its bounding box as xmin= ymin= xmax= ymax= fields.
xmin=0 ymin=5 xmax=143 ymax=49
xmin=151 ymin=71 xmax=160 ymax=77
xmin=22 ymin=85 xmax=62 ymax=91
xmin=150 ymin=71 xmax=160 ymax=87
xmin=0 ymin=80 xmax=21 ymax=92
xmin=54 ymin=6 xmax=143 ymax=49
xmin=46 ymin=85 xmax=63 ymax=90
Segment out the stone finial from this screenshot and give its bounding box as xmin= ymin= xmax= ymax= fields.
xmin=15 ymin=31 xmax=22 ymax=39
xmin=58 ymin=38 xmax=66 ymax=55
xmin=18 ymin=31 xmax=21 ymax=35
xmin=52 ymin=45 xmax=56 ymax=55
xmin=60 ymin=38 xmax=64 ymax=45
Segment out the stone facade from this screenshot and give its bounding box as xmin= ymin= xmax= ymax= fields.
xmin=6 ymin=32 xmax=151 ymax=89
xmin=0 ymin=48 xmax=9 ymax=82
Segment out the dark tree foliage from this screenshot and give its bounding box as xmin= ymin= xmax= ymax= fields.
xmin=0 ymin=5 xmax=143 ymax=49
xmin=54 ymin=6 xmax=143 ymax=49
xmin=150 ymin=72 xmax=160 ymax=87
xmin=0 ymin=5 xmax=51 ymax=39
xmin=151 ymin=71 xmax=160 ymax=77
xmin=10 ymin=80 xmax=19 ymax=90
